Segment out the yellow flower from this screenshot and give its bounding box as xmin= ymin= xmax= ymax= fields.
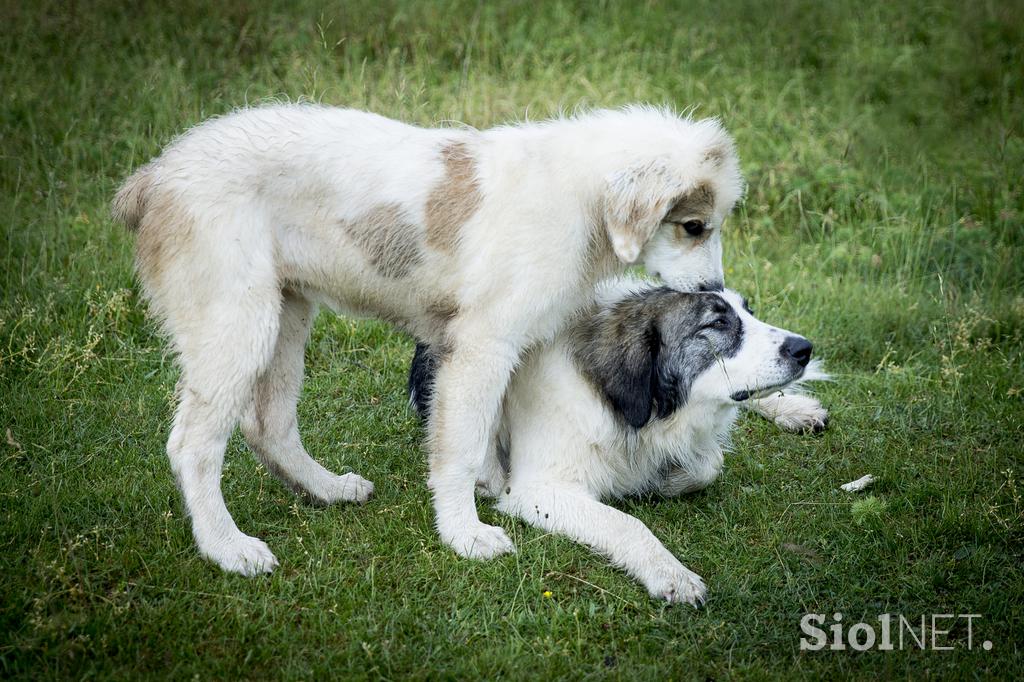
xmin=542 ymin=590 xmax=553 ymax=598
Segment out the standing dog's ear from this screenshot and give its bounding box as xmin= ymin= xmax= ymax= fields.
xmin=600 ymin=321 xmax=662 ymax=429
xmin=602 ymin=159 xmax=679 ymax=264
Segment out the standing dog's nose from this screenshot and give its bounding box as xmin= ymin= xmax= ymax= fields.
xmin=696 ymin=280 xmax=724 ymax=293
xmin=781 ymin=336 xmax=813 ymax=367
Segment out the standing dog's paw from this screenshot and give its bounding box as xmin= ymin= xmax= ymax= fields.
xmin=441 ymin=521 xmax=516 ymax=559
xmin=202 ymin=533 xmax=279 ymax=576
xmin=643 ymin=559 xmax=707 ymax=607
xmin=320 ymin=472 xmax=375 ymax=504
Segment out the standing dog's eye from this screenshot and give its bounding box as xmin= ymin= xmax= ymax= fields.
xmin=681 ymin=220 xmax=705 ymax=237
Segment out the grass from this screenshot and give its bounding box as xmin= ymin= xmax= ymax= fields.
xmin=1 ymin=0 xmax=1022 ymax=678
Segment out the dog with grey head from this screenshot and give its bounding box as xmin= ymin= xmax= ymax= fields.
xmin=409 ymin=277 xmax=828 ymax=605
xmin=112 ymin=104 xmax=743 ymax=574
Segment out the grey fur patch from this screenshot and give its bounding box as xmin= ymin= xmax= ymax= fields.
xmin=702 ymin=145 xmax=728 ymax=169
xmin=343 ymin=203 xmax=423 ymax=278
xmin=570 ymin=288 xmax=743 ymax=428
xmin=427 ymin=297 xmax=460 ymax=323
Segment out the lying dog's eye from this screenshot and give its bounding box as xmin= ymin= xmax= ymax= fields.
xmin=704 ymin=317 xmax=729 ymax=330
xmin=682 ymin=220 xmax=705 ymax=237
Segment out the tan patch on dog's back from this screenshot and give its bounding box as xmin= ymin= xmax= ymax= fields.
xmin=425 ymin=142 xmax=482 ymax=253
xmin=343 ymin=203 xmax=423 ymax=278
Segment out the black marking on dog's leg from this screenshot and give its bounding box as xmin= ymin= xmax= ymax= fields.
xmin=408 ymin=341 xmax=439 ymax=419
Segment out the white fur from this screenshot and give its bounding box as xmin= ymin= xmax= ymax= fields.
xmin=113 ymin=104 xmax=743 ymax=574
xmin=490 ymin=278 xmax=828 ymax=605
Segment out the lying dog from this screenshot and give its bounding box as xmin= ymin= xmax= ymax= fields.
xmin=410 ymin=278 xmax=827 ymax=604
xmin=112 ymin=104 xmax=743 ymax=574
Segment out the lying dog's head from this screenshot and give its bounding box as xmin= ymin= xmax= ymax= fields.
xmin=574 ymin=286 xmax=812 ymax=428
xmin=598 ymin=108 xmax=743 ymax=293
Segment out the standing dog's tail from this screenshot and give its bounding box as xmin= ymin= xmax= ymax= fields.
xmin=111 ymin=164 xmax=155 ymax=231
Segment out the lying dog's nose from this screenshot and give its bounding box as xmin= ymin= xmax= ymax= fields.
xmin=781 ymin=336 xmax=813 ymax=367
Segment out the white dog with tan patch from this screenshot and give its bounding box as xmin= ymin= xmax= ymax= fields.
xmin=113 ymin=104 xmax=742 ymax=575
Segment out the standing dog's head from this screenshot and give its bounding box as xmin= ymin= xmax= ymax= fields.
xmin=574 ymin=286 xmax=813 ymax=428
xmin=598 ymin=108 xmax=743 ymax=293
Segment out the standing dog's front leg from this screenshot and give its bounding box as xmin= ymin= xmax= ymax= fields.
xmin=496 ymin=484 xmax=707 ymax=606
xmin=427 ymin=338 xmax=519 ymax=558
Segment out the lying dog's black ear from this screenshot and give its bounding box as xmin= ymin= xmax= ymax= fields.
xmin=408 ymin=342 xmax=438 ymax=419
xmin=652 ymin=356 xmax=685 ymax=419
xmin=602 ymin=321 xmax=661 ymax=429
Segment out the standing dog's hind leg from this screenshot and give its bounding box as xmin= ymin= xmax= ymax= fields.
xmin=241 ymin=289 xmax=373 ymax=505
xmin=166 ymin=297 xmax=281 ymax=576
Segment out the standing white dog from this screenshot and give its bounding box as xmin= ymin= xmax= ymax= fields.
xmin=113 ymin=104 xmax=743 ymax=575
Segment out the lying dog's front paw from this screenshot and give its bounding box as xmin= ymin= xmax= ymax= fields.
xmin=201 ymin=533 xmax=279 ymax=576
xmin=644 ymin=560 xmax=707 ymax=607
xmin=441 ymin=522 xmax=516 ymax=559
xmin=770 ymin=394 xmax=829 ymax=434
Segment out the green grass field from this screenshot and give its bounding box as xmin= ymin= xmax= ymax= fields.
xmin=2 ymin=0 xmax=1022 ymax=678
